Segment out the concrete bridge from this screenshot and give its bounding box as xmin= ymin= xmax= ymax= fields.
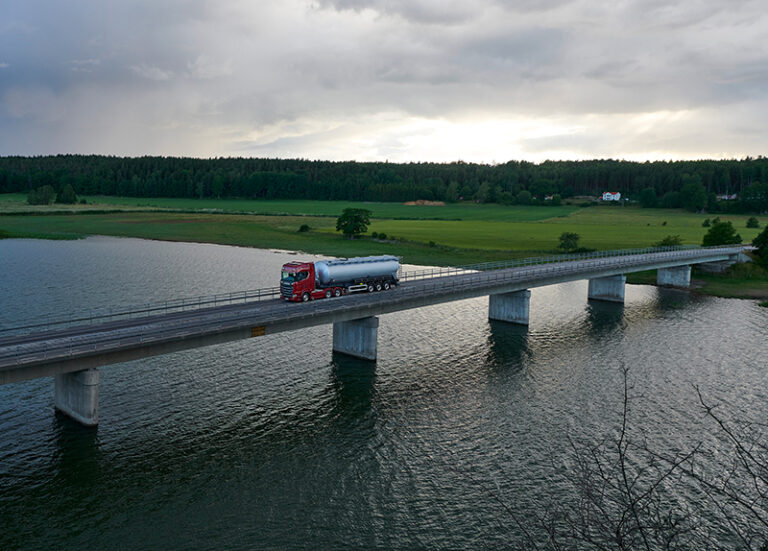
xmin=0 ymin=246 xmax=747 ymax=426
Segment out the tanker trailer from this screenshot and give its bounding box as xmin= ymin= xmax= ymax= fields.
xmin=280 ymin=255 xmax=399 ymax=302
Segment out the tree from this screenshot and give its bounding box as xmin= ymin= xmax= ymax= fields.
xmin=702 ymin=220 xmax=742 ymax=246
xmin=527 ymin=368 xmax=768 ymax=549
xmin=746 ymin=216 xmax=760 ymax=228
xmin=474 ymin=181 xmax=490 ymax=203
xmin=336 ymin=208 xmax=371 ymax=239
xmin=445 ymin=181 xmax=459 ymax=203
xmin=753 ymin=225 xmax=768 ymax=265
xmin=55 ymin=183 xmax=77 ymax=204
xmin=639 ymin=187 xmax=658 ymax=208
xmin=653 ymin=235 xmax=683 ymax=248
xmin=680 ymin=175 xmax=707 ymax=212
xmin=516 ymin=190 xmax=532 ymax=205
xmin=558 ymin=232 xmax=580 ymax=252
xmin=661 ymin=191 xmax=682 ymax=209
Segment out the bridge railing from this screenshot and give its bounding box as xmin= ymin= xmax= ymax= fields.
xmin=0 ymin=244 xmax=743 ymax=337
xmin=397 ymin=244 xmax=729 ymax=282
xmin=0 ymin=286 xmax=282 ymax=337
xmin=0 ymin=246 xmax=745 ymax=367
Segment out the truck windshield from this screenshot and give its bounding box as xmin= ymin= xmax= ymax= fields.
xmin=282 ymin=271 xmax=309 ymax=282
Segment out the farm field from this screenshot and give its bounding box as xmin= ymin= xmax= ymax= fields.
xmin=0 ymin=194 xmax=576 ymax=221
xmin=1 ymin=194 xmax=765 ymax=265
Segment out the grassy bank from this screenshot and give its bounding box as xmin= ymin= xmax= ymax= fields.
xmin=626 ymin=264 xmax=768 ymax=299
xmin=0 ymin=211 xmax=536 ymax=265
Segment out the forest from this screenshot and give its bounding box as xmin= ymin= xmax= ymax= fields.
xmin=1 ymin=155 xmax=767 ymax=213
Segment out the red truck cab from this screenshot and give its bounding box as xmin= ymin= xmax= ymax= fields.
xmin=281 ymin=262 xmax=315 ymax=301
xmin=281 ymin=261 xmax=344 ymax=302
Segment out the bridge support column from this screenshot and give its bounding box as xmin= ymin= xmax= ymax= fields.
xmin=489 ymin=290 xmax=531 ymax=325
xmin=333 ymin=317 xmax=379 ymax=361
xmin=54 ymin=368 xmax=99 ymax=426
xmin=588 ymin=275 xmax=626 ymax=303
xmin=657 ymin=265 xmax=691 ymax=287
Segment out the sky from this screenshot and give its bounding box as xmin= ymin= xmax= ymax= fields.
xmin=1 ymin=0 xmax=767 ymax=163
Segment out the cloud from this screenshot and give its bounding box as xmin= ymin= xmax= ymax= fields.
xmin=131 ymin=64 xmax=174 ymax=81
xmin=0 ymin=0 xmax=767 ymax=161
xmin=187 ymin=54 xmax=232 ymax=79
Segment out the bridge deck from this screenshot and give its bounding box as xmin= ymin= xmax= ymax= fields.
xmin=0 ymin=247 xmax=740 ymax=384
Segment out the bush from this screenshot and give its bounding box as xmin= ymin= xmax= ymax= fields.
xmin=579 ymin=201 xmax=592 ymax=208
xmin=702 ymin=218 xmax=710 ymax=227
xmin=429 ymin=241 xmax=436 ymax=247
xmin=27 ymin=185 xmax=56 ymax=205
xmin=371 ymin=231 xmax=378 ymax=238
xmin=298 ymin=224 xmax=310 ymax=232
xmin=653 ymin=235 xmax=683 ymax=248
xmin=55 ymin=184 xmax=77 ymax=204
xmin=378 ymin=233 xmax=387 ymax=240
xmin=702 ymin=220 xmax=742 ymax=246
xmin=746 ymin=216 xmax=760 ymax=228
xmin=721 ymin=262 xmax=767 ymax=279
xmin=79 ymin=198 xmax=87 ymax=205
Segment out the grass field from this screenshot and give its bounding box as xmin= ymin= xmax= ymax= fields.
xmin=0 ymin=194 xmax=577 ymax=221
xmin=1 ymin=194 xmax=766 ymax=293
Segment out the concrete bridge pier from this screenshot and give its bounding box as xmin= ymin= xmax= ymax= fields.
xmin=54 ymin=368 xmax=99 ymax=426
xmin=489 ymin=290 xmax=531 ymax=325
xmin=332 ymin=317 xmax=379 ymax=360
xmin=588 ymin=275 xmax=626 ymax=303
xmin=657 ymin=265 xmax=691 ymax=287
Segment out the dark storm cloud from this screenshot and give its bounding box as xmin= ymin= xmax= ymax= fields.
xmin=1 ymin=0 xmax=767 ymax=160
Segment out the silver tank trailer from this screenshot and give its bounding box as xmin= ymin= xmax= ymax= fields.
xmin=315 ymin=255 xmax=399 ymax=285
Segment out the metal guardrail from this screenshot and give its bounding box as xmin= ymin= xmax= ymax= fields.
xmin=0 ymin=246 xmax=743 ymax=368
xmin=0 ymin=245 xmax=743 ymax=337
xmin=0 ymin=287 xmax=281 ymax=336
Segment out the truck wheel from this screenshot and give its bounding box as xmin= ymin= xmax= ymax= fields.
xmin=383 ymin=282 xmax=390 ymax=290
xmin=324 ymin=289 xmax=332 ymax=299
xmin=302 ymin=292 xmax=310 ymax=302
xmin=367 ymin=284 xmax=375 ymax=293
xmin=334 ymin=288 xmax=342 ymax=297
xmin=375 ymin=282 xmax=382 ymax=292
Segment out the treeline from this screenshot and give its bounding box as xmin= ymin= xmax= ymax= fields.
xmin=1 ymin=155 xmax=767 ymax=212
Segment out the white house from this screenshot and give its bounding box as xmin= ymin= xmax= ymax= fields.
xmin=602 ymin=191 xmax=621 ymax=201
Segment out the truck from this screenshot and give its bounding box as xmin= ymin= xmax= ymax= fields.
xmin=280 ymin=255 xmax=399 ymax=302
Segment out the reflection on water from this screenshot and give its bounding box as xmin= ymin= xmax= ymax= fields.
xmin=1 ymin=237 xmax=767 ymax=550
xmin=486 ymin=321 xmax=530 ymax=371
xmin=585 ymin=300 xmax=626 ymax=334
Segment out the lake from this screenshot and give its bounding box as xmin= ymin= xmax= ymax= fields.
xmin=1 ymin=236 xmax=766 ymax=549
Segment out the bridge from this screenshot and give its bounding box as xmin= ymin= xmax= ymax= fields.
xmin=0 ymin=245 xmax=747 ymax=426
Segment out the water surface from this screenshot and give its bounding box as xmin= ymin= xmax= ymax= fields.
xmin=1 ymin=237 xmax=766 ymax=549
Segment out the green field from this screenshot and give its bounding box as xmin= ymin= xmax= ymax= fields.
xmin=0 ymin=194 xmax=577 ymax=221
xmin=1 ymin=193 xmax=766 ymax=274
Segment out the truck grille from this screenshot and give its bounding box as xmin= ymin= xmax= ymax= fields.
xmin=280 ymin=282 xmax=294 ymax=297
